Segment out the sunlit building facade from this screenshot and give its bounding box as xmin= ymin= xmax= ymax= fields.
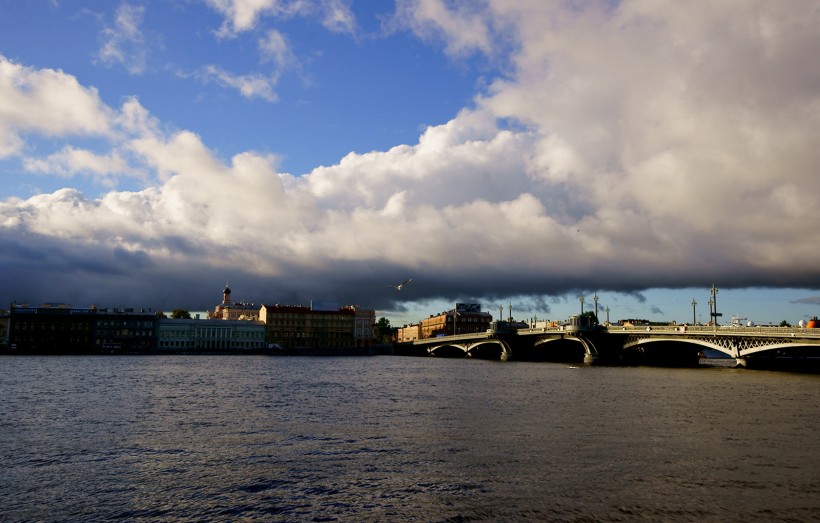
xmin=260 ymin=303 xmax=357 ymax=350
xmin=396 ymin=323 xmax=421 ymax=343
xmin=420 ymin=304 xmax=492 ymax=339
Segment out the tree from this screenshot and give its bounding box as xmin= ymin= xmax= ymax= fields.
xmin=779 ymin=320 xmax=791 ymax=327
xmin=374 ymin=317 xmax=392 ymax=344
xmin=171 ymin=309 xmax=192 ymax=319
xmin=156 ymin=310 xmax=167 ymax=318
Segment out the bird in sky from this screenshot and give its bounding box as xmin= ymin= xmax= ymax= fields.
xmin=387 ymin=278 xmax=413 ymax=290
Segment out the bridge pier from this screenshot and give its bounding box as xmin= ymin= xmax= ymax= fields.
xmin=583 ymin=353 xmax=599 ymax=365
xmin=734 ymin=357 xmax=747 ymax=368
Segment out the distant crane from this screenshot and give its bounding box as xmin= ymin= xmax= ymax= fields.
xmin=387 ymin=278 xmax=413 ymax=291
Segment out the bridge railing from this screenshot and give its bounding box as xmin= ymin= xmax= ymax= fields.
xmin=411 ymin=325 xmax=820 ymax=344
xmin=411 ymin=332 xmax=493 ymax=345
xmin=514 ymin=325 xmax=811 ymax=336
xmin=604 ymin=325 xmax=808 ymax=336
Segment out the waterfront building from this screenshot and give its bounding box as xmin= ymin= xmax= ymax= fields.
xmin=352 ymin=306 xmax=376 ymax=348
xmin=0 ymin=309 xmax=8 ymax=348
xmin=209 ymin=284 xmax=260 ymax=320
xmin=93 ymin=308 xmax=157 ymax=352
xmin=396 ymin=323 xmax=421 ymax=343
xmin=156 ymin=318 xmax=266 ymax=351
xmin=420 ymin=303 xmax=492 ymax=338
xmin=9 ymin=304 xmax=95 ymax=352
xmin=259 ymin=304 xmax=310 ymax=350
xmin=7 ymin=304 xmax=155 ymax=353
xmin=260 ymin=303 xmax=355 ymax=350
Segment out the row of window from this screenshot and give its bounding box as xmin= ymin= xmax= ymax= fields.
xmin=158 ymin=340 xmax=264 ymax=348
xmin=267 ymin=331 xmax=354 ymax=338
xmin=96 ymin=330 xmax=152 ymax=336
xmin=14 ymin=323 xmax=91 ymax=331
xmin=97 ymin=321 xmax=154 ymax=328
xmin=13 ymin=336 xmax=90 ymax=344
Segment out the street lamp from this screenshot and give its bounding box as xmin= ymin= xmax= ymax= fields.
xmin=579 ymin=294 xmax=585 ymax=315
xmin=593 ymin=292 xmax=599 ymax=323
xmin=691 ymin=298 xmax=697 ymax=325
xmin=710 ymin=284 xmax=719 ymax=331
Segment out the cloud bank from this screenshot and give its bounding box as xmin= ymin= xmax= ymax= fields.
xmin=1 ymin=1 xmax=820 ymax=316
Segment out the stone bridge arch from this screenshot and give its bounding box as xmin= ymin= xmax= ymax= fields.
xmin=622 ymin=333 xmax=820 ymax=366
xmin=427 ymin=339 xmax=511 ymax=360
xmin=532 ymin=335 xmax=600 ymax=363
xmin=428 ymin=343 xmax=468 ymax=358
xmin=466 ymin=339 xmax=511 ymax=360
xmin=623 ymin=335 xmax=732 ymax=357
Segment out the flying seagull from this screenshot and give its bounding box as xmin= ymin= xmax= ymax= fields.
xmin=387 ymin=278 xmax=413 ymax=291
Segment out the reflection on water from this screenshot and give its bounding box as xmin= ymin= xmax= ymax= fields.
xmin=1 ymin=356 xmax=819 ymax=521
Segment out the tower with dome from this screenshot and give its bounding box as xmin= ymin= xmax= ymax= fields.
xmin=209 ymin=283 xmax=260 ymax=320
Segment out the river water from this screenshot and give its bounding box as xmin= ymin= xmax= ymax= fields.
xmin=1 ymin=355 xmax=818 ymax=522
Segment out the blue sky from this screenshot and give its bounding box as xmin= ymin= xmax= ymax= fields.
xmin=1 ymin=1 xmax=819 ymax=327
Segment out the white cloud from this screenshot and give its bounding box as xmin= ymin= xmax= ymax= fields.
xmin=258 ymin=29 xmax=294 ymax=69
xmin=319 ymin=0 xmax=355 ymax=34
xmin=198 ymin=64 xmax=279 ymax=101
xmin=97 ymin=3 xmax=149 ymax=74
xmin=22 ymin=146 xmax=135 ymax=187
xmin=208 ymin=0 xmax=282 ymax=37
xmin=307 ymin=108 xmax=535 ymax=213
xmin=395 ymin=0 xmax=494 ymax=56
xmin=0 ymin=55 xmax=112 ymax=158
xmin=474 ymin=0 xmax=820 ymax=252
xmin=207 ymin=0 xmax=356 ymax=37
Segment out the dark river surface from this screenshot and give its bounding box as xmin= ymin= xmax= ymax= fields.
xmin=1 ymin=355 xmax=819 ymax=522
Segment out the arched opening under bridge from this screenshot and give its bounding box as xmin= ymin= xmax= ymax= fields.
xmin=467 ymin=341 xmax=511 ymax=361
xmin=522 ymin=338 xmax=589 ymax=363
xmin=621 ymin=339 xmax=709 ymax=367
xmin=429 ymin=344 xmax=467 ymax=358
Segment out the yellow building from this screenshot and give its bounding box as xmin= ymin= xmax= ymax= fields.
xmin=396 ymin=323 xmax=421 ymax=343
xmin=260 ymin=303 xmax=355 ymax=350
xmin=420 ymin=304 xmax=492 ymax=338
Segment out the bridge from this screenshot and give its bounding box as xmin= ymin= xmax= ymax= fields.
xmin=403 ymin=324 xmax=820 ymax=368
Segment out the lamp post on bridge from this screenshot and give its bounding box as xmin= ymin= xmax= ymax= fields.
xmin=710 ymin=284 xmax=720 ymax=332
xmin=593 ymin=292 xmax=599 ymax=323
xmin=579 ymin=293 xmax=585 ymax=315
xmin=691 ymin=298 xmax=697 ymax=325
xmin=605 ymin=305 xmax=610 ymax=326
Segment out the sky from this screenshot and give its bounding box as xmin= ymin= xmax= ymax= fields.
xmin=1 ymin=0 xmax=820 ymax=327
